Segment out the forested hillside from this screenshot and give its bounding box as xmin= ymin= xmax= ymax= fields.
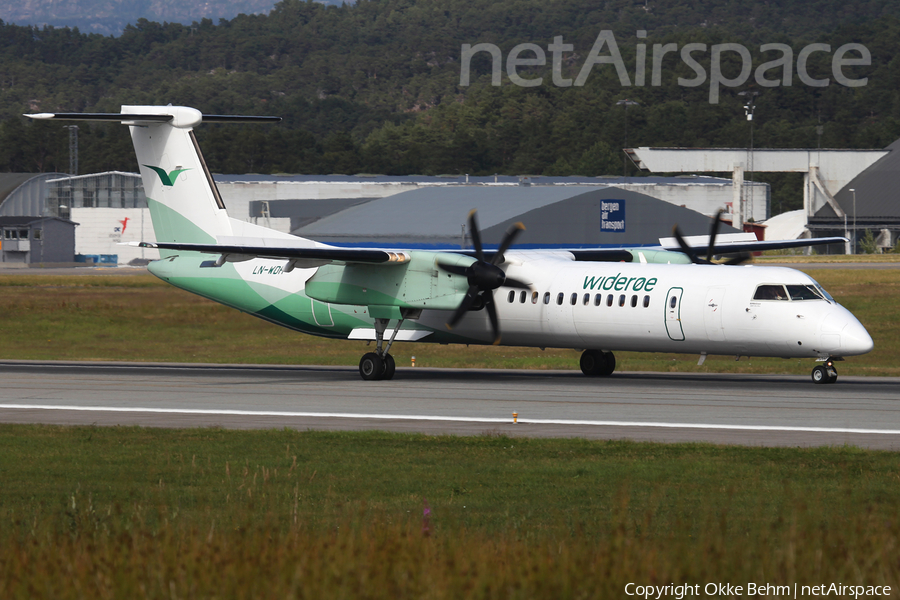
xmin=1 ymin=0 xmax=898 ymax=213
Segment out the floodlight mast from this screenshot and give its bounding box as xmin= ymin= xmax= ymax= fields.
xmin=616 ymin=98 xmax=639 ymax=181
xmin=738 ymin=90 xmax=759 ymax=231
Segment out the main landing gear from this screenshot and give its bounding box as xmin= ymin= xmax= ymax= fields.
xmin=580 ymin=349 xmax=616 ymax=377
xmin=811 ymin=358 xmax=839 ymax=384
xmin=358 ymin=317 xmax=404 ymax=381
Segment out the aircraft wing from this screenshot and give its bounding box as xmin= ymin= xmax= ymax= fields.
xmin=657 ymin=236 xmax=849 ymax=255
xmin=139 ymin=241 xmax=410 ymax=268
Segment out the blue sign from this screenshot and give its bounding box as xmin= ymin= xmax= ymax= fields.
xmin=601 ymin=199 xmax=625 ymax=233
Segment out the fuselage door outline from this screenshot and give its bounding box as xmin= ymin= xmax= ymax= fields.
xmin=665 ymin=287 xmax=685 ymax=341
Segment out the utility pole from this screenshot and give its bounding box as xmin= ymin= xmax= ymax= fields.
xmin=616 ymin=99 xmax=639 ymax=181
xmin=738 ymin=91 xmax=758 ymax=223
xmin=64 ymin=125 xmax=79 ymax=175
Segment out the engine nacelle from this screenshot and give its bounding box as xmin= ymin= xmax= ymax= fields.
xmin=305 ymin=251 xmax=473 ymax=310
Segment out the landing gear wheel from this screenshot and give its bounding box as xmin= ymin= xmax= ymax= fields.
xmin=599 ymin=351 xmax=616 ymax=376
xmin=381 ymin=353 xmax=396 ymax=380
xmin=580 ymin=350 xmax=616 ymax=377
xmin=580 ymin=350 xmax=605 ymax=376
xmin=359 ymin=352 xmax=384 ymax=381
xmin=811 ymin=364 xmax=837 ymax=384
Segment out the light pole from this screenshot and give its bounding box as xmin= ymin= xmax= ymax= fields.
xmin=738 ymin=91 xmax=758 ymax=221
xmin=616 ymin=99 xmax=639 ymax=181
xmin=64 ymin=125 xmax=78 ymax=175
xmin=851 ymin=188 xmax=857 ymax=254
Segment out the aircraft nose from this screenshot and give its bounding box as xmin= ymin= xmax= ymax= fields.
xmin=820 ymin=309 xmax=873 ymax=356
xmin=841 ymin=317 xmax=874 ymax=355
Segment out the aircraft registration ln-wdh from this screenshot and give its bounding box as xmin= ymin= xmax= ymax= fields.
xmin=27 ymin=106 xmax=873 ymax=384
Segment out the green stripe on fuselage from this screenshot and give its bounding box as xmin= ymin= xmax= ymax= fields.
xmin=148 ymin=254 xmax=370 ymax=338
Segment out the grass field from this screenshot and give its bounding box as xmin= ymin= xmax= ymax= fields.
xmin=1 ymin=267 xmax=898 ymax=597
xmin=1 ymin=426 xmax=898 ymax=598
xmin=0 ymin=266 xmax=897 ymax=376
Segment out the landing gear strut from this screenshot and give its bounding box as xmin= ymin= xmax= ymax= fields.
xmin=358 ymin=316 xmax=404 ymax=381
xmin=580 ymin=350 xmax=616 ymax=377
xmin=811 ymin=358 xmax=838 ymax=384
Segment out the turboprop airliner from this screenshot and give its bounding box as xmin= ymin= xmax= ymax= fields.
xmin=26 ymin=105 xmax=873 ymax=384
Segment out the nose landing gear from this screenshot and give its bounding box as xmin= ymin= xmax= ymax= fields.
xmin=811 ymin=358 xmax=838 ymax=384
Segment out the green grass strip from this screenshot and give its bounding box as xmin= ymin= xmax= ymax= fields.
xmin=0 ymin=425 xmax=897 ymax=598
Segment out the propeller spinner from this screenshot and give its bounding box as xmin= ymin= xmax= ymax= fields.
xmin=672 ymin=209 xmax=751 ymax=266
xmin=437 ymin=210 xmax=530 ymax=344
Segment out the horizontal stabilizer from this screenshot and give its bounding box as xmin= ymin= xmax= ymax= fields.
xmin=25 ymin=110 xmax=281 ymax=127
xmin=27 ymin=112 xmax=174 ymax=123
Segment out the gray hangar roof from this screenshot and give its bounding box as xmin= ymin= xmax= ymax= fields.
xmin=815 ymin=138 xmax=900 ymax=224
xmin=295 ymin=186 xmax=731 ymax=249
xmin=0 ymin=173 xmax=68 ymax=217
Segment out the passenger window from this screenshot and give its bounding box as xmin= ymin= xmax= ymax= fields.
xmin=556 ymin=293 xmax=564 ymax=305
xmin=583 ymin=293 xmax=590 ymax=306
xmin=543 ymin=292 xmax=550 ymax=304
xmin=594 ymin=293 xmax=602 ymax=307
xmin=508 ymin=290 xmax=515 ymax=303
xmin=570 ymin=293 xmax=578 ymax=305
xmin=619 ymin=294 xmax=626 ymax=307
xmin=669 ymin=295 xmax=677 ymax=309
xmin=520 ymin=290 xmax=527 ymax=303
xmin=532 ymin=291 xmax=539 ymax=304
xmin=607 ymin=294 xmax=613 ymax=307
xmin=753 ymin=284 xmax=788 ymax=301
xmin=631 ymin=294 xmax=638 ymax=307
xmin=643 ymin=295 xmax=650 ymax=308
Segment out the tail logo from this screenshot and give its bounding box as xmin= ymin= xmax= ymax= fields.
xmin=143 ymin=165 xmax=191 ymax=187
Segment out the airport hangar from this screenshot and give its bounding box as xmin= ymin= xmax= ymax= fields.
xmin=629 ymin=140 xmax=900 ymax=253
xmin=7 ymin=173 xmax=764 ymax=264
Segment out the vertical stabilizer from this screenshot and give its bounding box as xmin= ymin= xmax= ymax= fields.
xmin=25 ymin=105 xmax=281 ymax=247
xmin=124 ymin=105 xmax=232 ymax=244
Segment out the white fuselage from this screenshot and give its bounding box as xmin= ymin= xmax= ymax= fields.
xmin=406 ymin=253 xmax=873 ymax=359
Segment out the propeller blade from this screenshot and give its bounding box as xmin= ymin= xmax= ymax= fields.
xmin=723 ymin=252 xmax=752 ymax=266
xmin=707 ymin=209 xmax=723 ymax=263
xmin=446 ymin=285 xmax=480 ymax=330
xmin=672 ymin=225 xmax=701 ymax=264
xmin=436 ymin=262 xmax=469 ymax=277
xmin=448 ymin=210 xmax=525 ymax=338
xmin=484 ymin=294 xmax=501 ymax=345
xmin=492 ymin=222 xmax=526 ymax=266
xmin=502 ymin=276 xmax=531 ymax=290
xmin=467 ymin=209 xmax=484 ymax=262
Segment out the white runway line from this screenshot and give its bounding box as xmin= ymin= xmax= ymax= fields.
xmin=2 ymin=403 xmax=900 ymax=436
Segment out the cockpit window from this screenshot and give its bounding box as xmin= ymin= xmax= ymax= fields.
xmin=753 ymin=284 xmax=788 ymax=301
xmin=787 ymin=284 xmax=824 ymax=301
xmin=812 ymin=281 xmax=835 ymax=303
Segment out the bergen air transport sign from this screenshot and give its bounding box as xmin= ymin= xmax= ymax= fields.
xmin=601 ymin=199 xmax=625 ymax=233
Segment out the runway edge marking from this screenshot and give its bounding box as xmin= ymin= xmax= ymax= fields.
xmin=1 ymin=404 xmax=900 ymax=436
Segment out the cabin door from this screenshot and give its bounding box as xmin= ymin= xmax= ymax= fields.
xmin=665 ymin=287 xmax=685 ymax=341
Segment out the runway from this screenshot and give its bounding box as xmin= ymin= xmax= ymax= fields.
xmin=1 ymin=361 xmax=898 ymax=449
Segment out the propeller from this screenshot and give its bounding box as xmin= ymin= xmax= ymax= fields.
xmin=673 ymin=209 xmax=751 ymax=266
xmin=437 ymin=210 xmax=530 ymax=344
